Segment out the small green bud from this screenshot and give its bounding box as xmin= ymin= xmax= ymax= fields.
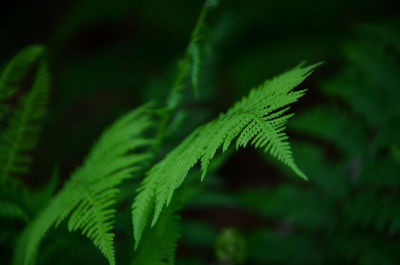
xmin=215 ymin=228 xmax=246 ymax=265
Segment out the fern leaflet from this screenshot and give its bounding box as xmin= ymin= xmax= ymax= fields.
xmin=14 ymin=104 xmax=155 ymax=265
xmin=132 ymin=62 xmax=321 ymax=246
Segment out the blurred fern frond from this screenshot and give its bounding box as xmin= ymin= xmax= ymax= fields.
xmin=0 ymin=60 xmax=50 ymax=185
xmin=14 ymin=104 xmax=155 ymax=265
xmin=0 ymin=45 xmax=44 ymax=101
xmin=132 ymin=200 xmax=181 ymax=265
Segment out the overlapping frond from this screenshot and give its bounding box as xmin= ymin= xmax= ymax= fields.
xmin=132 ymin=203 xmax=181 ymax=265
xmin=14 ymin=104 xmax=155 ymax=265
xmin=0 ymin=60 xmax=50 ymax=184
xmin=132 ymin=62 xmax=321 ymax=246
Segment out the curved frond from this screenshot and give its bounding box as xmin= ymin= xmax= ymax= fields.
xmin=14 ymin=104 xmax=155 ymax=265
xmin=0 ymin=45 xmax=44 ymax=101
xmin=132 ymin=63 xmax=321 ymax=246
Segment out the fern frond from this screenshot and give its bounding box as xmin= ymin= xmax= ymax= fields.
xmin=0 ymin=60 xmax=49 ymax=185
xmin=14 ymin=104 xmax=155 ymax=265
xmin=170 ymin=0 xmax=216 ymax=99
xmin=0 ymin=45 xmax=44 ymax=100
xmin=132 ymin=202 xmax=181 ymax=265
xmin=343 ymin=191 xmax=400 ymax=235
xmin=132 ymin=62 xmax=321 ymax=246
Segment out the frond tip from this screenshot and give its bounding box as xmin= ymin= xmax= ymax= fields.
xmin=0 ymin=45 xmax=44 ymax=100
xmin=132 ymin=62 xmax=321 ymax=246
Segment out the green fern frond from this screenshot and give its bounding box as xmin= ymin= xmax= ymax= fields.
xmin=0 ymin=60 xmax=49 ymax=185
xmin=132 ymin=203 xmax=181 ymax=265
xmin=132 ymin=62 xmax=321 ymax=246
xmin=0 ymin=45 xmax=44 ymax=101
xmin=169 ymin=0 xmax=216 ymax=99
xmin=14 ymin=104 xmax=155 ymax=265
xmin=343 ymin=191 xmax=400 ymax=235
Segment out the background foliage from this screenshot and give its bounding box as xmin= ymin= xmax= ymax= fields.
xmin=1 ymin=0 xmax=400 ymax=264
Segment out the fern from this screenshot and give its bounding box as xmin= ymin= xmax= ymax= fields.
xmin=0 ymin=60 xmax=50 ymax=185
xmin=232 ymin=26 xmax=400 ymax=265
xmin=168 ymin=0 xmax=217 ymax=100
xmin=132 ymin=62 xmax=321 ymax=246
xmin=132 ymin=202 xmax=181 ymax=265
xmin=187 ymin=0 xmax=218 ymax=97
xmin=0 ymin=45 xmax=44 ymax=101
xmin=14 ymin=104 xmax=155 ymax=265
